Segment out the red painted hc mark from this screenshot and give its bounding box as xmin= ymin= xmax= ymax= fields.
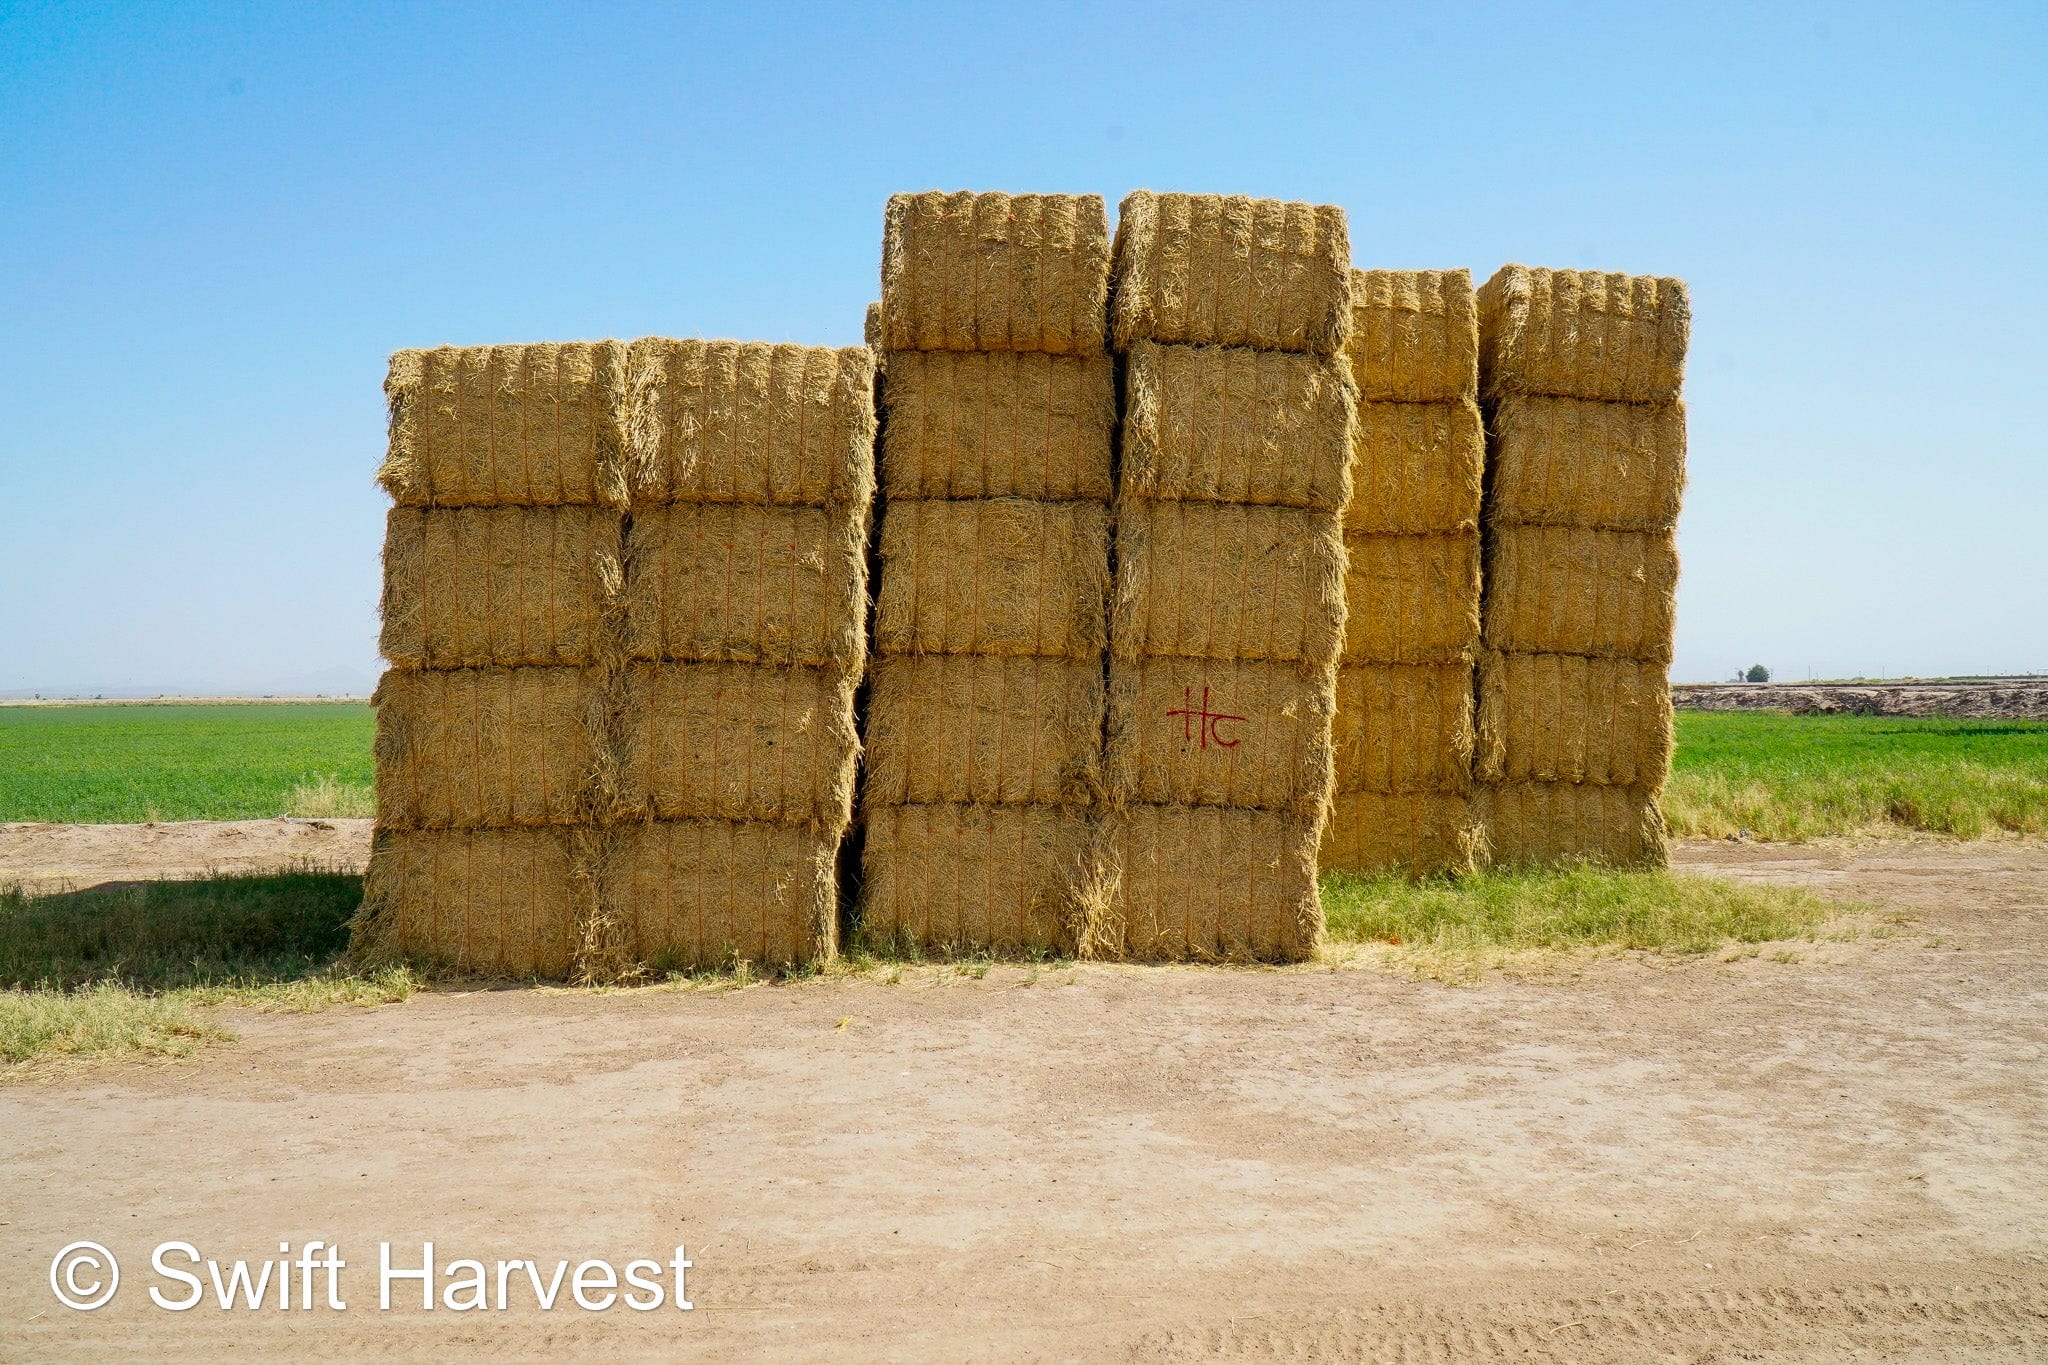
xmin=1165 ymin=685 xmax=1247 ymax=750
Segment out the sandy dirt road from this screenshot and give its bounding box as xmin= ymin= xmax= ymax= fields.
xmin=3 ymin=839 xmax=2045 ymax=1360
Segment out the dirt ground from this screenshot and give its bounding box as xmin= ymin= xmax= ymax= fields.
xmin=3 ymin=837 xmax=2045 ymax=1360
xmin=0 ymin=817 xmax=375 ymax=891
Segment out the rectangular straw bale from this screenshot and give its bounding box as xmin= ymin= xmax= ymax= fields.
xmin=880 ymin=191 xmax=1111 ymax=356
xmin=1106 ymin=657 xmax=1336 ymax=818
xmin=1475 ymin=651 xmax=1673 ymax=788
xmin=1320 ymin=791 xmax=1478 ymax=877
xmin=378 ymin=342 xmax=629 ymax=510
xmin=625 ymin=339 xmax=876 ymax=506
xmin=1478 ymin=266 xmax=1690 ymax=403
xmin=1118 ymin=341 xmax=1353 ymax=510
xmin=358 ymin=827 xmax=579 ymax=978
xmin=1344 ymin=398 xmax=1484 ymax=535
xmin=610 ymin=819 xmax=837 ymax=970
xmin=1481 ymin=526 xmax=1678 ymax=661
xmin=1331 ymin=663 xmax=1474 ymax=795
xmin=379 ymin=506 xmax=618 ymax=669
xmin=1110 ymin=192 xmax=1352 ymax=356
xmin=1104 ymin=805 xmax=1321 ymax=962
xmin=863 ymin=656 xmax=1104 ymax=807
xmin=859 ymin=802 xmax=1098 ymax=954
xmin=1112 ymin=500 xmax=1346 ymax=664
xmin=616 ymin=663 xmax=858 ymax=828
xmin=874 ymin=498 xmax=1109 ymax=659
xmin=624 ymin=503 xmax=868 ymax=667
xmin=1477 ymin=781 xmax=1668 ymax=870
xmin=1486 ymin=396 xmax=1687 ymax=531
xmin=878 ymin=350 xmax=1114 ymax=501
xmin=372 ymin=666 xmax=593 ymax=830
xmin=1340 ymin=531 xmax=1481 ymax=664
xmin=1347 ymin=269 xmax=1478 ymax=403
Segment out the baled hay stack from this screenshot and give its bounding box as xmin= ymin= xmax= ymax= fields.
xmin=1322 ymin=793 xmax=1480 ymax=880
xmin=1475 ymin=782 xmax=1666 ymax=869
xmin=878 ymin=350 xmax=1115 ymax=501
xmin=1487 ymin=395 xmax=1686 ymax=531
xmin=873 ymin=498 xmax=1110 ymax=658
xmin=1106 ymin=657 xmax=1336 ymax=818
xmin=357 ymin=827 xmax=582 ymax=979
xmin=1481 ymin=525 xmax=1678 ymax=662
xmin=1477 ymin=266 xmax=1689 ymax=405
xmin=1474 ymin=651 xmax=1673 ymax=789
xmin=863 ymin=656 xmax=1103 ymax=807
xmin=1111 ymin=192 xmax=1352 ymax=355
xmin=1331 ymin=663 xmax=1474 ymax=796
xmin=1347 ymin=269 xmax=1479 ymax=404
xmin=604 ymin=819 xmax=839 ymax=970
xmin=1100 ymin=805 xmax=1321 ymax=961
xmin=1343 ymin=397 xmax=1483 ymax=536
xmin=1111 ymin=501 xmax=1347 ymax=664
xmin=878 ymin=191 xmax=1110 ymax=356
xmin=1340 ymin=532 xmax=1482 ymax=664
xmin=373 ymin=666 xmax=594 ymax=831
xmin=860 ymin=803 xmax=1101 ymax=953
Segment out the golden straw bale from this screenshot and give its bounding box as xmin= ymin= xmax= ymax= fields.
xmin=878 ymin=351 xmax=1114 ymax=501
xmin=623 ymin=503 xmax=868 ymax=668
xmin=1476 ymin=781 xmax=1668 ymax=870
xmin=616 ymin=663 xmax=858 ymax=828
xmin=863 ymin=656 xmax=1104 ymax=807
xmin=1486 ymin=396 xmax=1687 ymax=531
xmin=625 ymin=339 xmax=876 ymax=506
xmin=1110 ymin=192 xmax=1352 ymax=356
xmin=874 ymin=498 xmax=1109 ymax=659
xmin=372 ymin=667 xmax=593 ymax=830
xmin=1474 ymin=651 xmax=1673 ymax=788
xmin=1478 ymin=266 xmax=1690 ymax=403
xmin=609 ymin=819 xmax=838 ymax=970
xmin=1346 ymin=269 xmax=1478 ymax=403
xmin=859 ymin=802 xmax=1099 ymax=954
xmin=1118 ymin=342 xmax=1354 ymax=510
xmin=1344 ymin=398 xmax=1484 ymax=535
xmin=1481 ymin=527 xmax=1679 ymax=662
xmin=378 ymin=342 xmax=629 ymax=510
xmin=1320 ymin=791 xmax=1479 ymax=877
xmin=1101 ymin=805 xmax=1321 ymax=962
xmin=1331 ymin=662 xmax=1474 ymax=795
xmin=355 ymin=827 xmax=580 ymax=978
xmin=379 ymin=506 xmax=620 ymax=670
xmin=1112 ymin=501 xmax=1347 ymax=665
xmin=1106 ymin=657 xmax=1337 ymax=818
xmin=879 ymin=191 xmax=1110 ymax=356
xmin=1340 ymin=531 xmax=1481 ymax=664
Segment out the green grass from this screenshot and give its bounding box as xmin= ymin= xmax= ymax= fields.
xmin=1666 ymin=712 xmax=2048 ymax=840
xmin=0 ymin=701 xmax=374 ymax=823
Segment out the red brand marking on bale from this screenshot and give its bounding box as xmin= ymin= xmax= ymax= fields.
xmin=1164 ymin=685 xmax=1247 ymax=750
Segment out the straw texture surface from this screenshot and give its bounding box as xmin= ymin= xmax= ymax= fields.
xmin=1102 ymin=806 xmax=1321 ymax=962
xmin=1481 ymin=527 xmax=1679 ymax=661
xmin=1475 ymin=651 xmax=1673 ymax=788
xmin=878 ymin=350 xmax=1114 ymax=500
xmin=1476 ymin=781 xmax=1668 ymax=869
xmin=874 ymin=498 xmax=1110 ymax=659
xmin=1343 ymin=399 xmax=1484 ymax=535
xmin=1320 ymin=792 xmax=1479 ymax=877
xmin=859 ymin=803 xmax=1099 ymax=954
xmin=1346 ymin=269 xmax=1478 ymax=403
xmin=1486 ymin=396 xmax=1687 ymax=531
xmin=863 ymin=655 xmax=1104 ymax=807
xmin=1478 ymin=266 xmax=1690 ymax=403
xmin=880 ymin=191 xmax=1110 ymax=356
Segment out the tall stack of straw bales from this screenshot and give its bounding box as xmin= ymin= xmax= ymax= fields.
xmin=1474 ymin=266 xmax=1689 ymax=867
xmin=1102 ymin=192 xmax=1355 ymax=960
xmin=1322 ymin=270 xmax=1485 ymax=876
xmin=858 ymin=192 xmax=1116 ymax=953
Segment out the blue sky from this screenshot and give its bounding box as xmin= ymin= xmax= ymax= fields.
xmin=1 ymin=0 xmax=2042 ymax=692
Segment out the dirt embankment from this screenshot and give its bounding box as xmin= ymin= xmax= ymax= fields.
xmin=1675 ymin=678 xmax=2048 ymax=720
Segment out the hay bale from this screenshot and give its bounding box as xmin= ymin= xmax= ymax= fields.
xmin=379 ymin=506 xmax=620 ymax=669
xmin=879 ymin=191 xmax=1110 ymax=356
xmin=1101 ymin=805 xmax=1321 ymax=962
xmin=863 ymin=656 xmax=1104 ymax=807
xmin=1340 ymin=531 xmax=1481 ymax=664
xmin=1347 ymin=268 xmax=1478 ymax=403
xmin=378 ymin=343 xmax=629 ymax=510
xmin=1331 ymin=663 xmax=1474 ymax=795
xmin=1118 ymin=342 xmax=1354 ymax=510
xmin=623 ymin=503 xmax=868 ymax=668
xmin=1481 ymin=527 xmax=1679 ymax=662
xmin=1344 ymin=399 xmax=1484 ymax=535
xmin=1478 ymin=266 xmax=1689 ymax=403
xmin=609 ymin=819 xmax=838 ymax=970
xmin=859 ymin=802 xmax=1099 ymax=954
xmin=874 ymin=498 xmax=1109 ymax=659
xmin=625 ymin=339 xmax=876 ymax=506
xmin=1476 ymin=781 xmax=1668 ymax=870
xmin=372 ymin=667 xmax=592 ymax=830
xmin=1105 ymin=657 xmax=1336 ymax=818
xmin=1320 ymin=791 xmax=1479 ymax=877
xmin=355 ymin=827 xmax=580 ymax=977
xmin=1486 ymin=396 xmax=1687 ymax=531
xmin=1112 ymin=501 xmax=1346 ymax=665
xmin=1474 ymin=651 xmax=1672 ymax=788
xmin=878 ymin=351 xmax=1114 ymax=501
xmin=615 ymin=663 xmax=858 ymax=827
xmin=1110 ymin=192 xmax=1352 ymax=356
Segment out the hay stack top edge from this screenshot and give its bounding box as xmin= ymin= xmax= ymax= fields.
xmin=1346 ymin=267 xmax=1478 ymax=403
xmin=1477 ymin=264 xmax=1690 ymax=404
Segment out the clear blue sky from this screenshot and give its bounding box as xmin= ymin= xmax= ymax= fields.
xmin=2 ymin=1 xmax=2042 ymax=693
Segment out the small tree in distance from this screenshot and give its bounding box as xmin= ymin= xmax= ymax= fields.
xmin=1746 ymin=664 xmax=1771 ymax=683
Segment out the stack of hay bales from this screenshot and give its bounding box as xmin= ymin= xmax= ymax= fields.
xmin=1103 ymin=191 xmax=1354 ymax=961
xmin=1474 ymin=266 xmax=1689 ymax=867
xmin=1322 ymin=270 xmax=1485 ymax=877
xmin=858 ymin=191 xmax=1116 ymax=953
